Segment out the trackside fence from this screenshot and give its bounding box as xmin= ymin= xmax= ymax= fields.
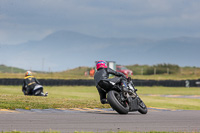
xmin=0 ymin=78 xmax=200 ymax=87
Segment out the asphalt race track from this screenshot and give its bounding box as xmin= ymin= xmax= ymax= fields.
xmin=0 ymin=108 xmax=200 ymax=132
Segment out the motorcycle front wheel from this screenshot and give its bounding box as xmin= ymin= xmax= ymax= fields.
xmin=138 ymin=97 xmax=148 ymax=114
xmin=107 ymin=90 xmax=129 ymax=114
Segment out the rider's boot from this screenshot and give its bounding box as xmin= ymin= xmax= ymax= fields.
xmin=101 ymin=98 xmax=108 ymax=104
xmin=40 ymin=92 xmax=48 ymax=96
xmin=45 ymin=92 xmax=48 ymax=97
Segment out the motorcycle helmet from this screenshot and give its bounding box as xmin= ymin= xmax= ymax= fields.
xmin=25 ymin=71 xmax=32 ymax=77
xmin=96 ymin=60 xmax=107 ymax=70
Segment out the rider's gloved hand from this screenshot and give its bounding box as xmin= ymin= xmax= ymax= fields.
xmin=127 ymin=77 xmax=131 ymax=81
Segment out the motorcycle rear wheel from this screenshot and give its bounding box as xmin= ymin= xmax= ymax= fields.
xmin=138 ymin=97 xmax=148 ymax=114
xmin=107 ymin=90 xmax=129 ymax=114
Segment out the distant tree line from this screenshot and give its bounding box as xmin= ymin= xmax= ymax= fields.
xmin=146 ymin=64 xmax=180 ymax=75
xmin=126 ymin=63 xmax=181 ymax=75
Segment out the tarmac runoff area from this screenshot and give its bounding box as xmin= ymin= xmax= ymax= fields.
xmin=0 ymin=108 xmax=200 ymax=132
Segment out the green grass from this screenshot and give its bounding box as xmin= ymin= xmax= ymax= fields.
xmin=136 ymin=86 xmax=200 ymax=95
xmin=0 ymin=85 xmax=109 ymax=110
xmin=137 ymin=86 xmax=200 ymax=110
xmin=0 ymin=85 xmax=200 ymax=110
xmin=136 ymin=86 xmax=200 ymax=110
xmin=141 ymin=96 xmax=200 ymax=110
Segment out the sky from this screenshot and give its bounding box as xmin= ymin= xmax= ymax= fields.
xmin=0 ymin=0 xmax=200 ymax=71
xmin=0 ymin=0 xmax=200 ymax=45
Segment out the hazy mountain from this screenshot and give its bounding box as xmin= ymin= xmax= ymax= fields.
xmin=145 ymin=37 xmax=200 ymax=66
xmin=0 ymin=64 xmax=26 ymax=73
xmin=0 ymin=30 xmax=200 ymax=71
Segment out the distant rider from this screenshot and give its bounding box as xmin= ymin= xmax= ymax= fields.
xmin=22 ymin=71 xmax=48 ymax=96
xmin=94 ymin=60 xmax=127 ymax=104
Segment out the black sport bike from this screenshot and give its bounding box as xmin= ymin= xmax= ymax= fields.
xmin=23 ymin=84 xmax=48 ymax=97
xmin=105 ymin=77 xmax=147 ymax=114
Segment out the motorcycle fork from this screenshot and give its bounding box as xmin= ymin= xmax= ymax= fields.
xmin=120 ymin=91 xmax=127 ymax=102
xmin=119 ymin=92 xmax=129 ymax=108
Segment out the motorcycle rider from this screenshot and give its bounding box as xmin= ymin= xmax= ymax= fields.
xmin=94 ymin=60 xmax=127 ymax=104
xmin=22 ymin=71 xmax=48 ymax=96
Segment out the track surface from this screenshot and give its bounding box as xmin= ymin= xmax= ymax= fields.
xmin=0 ymin=108 xmax=200 ymax=132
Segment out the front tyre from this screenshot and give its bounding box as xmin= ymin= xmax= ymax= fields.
xmin=107 ymin=90 xmax=129 ymax=114
xmin=138 ymin=97 xmax=148 ymax=114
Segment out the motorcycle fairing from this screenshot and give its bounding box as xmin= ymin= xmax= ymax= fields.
xmin=128 ymin=97 xmax=139 ymax=111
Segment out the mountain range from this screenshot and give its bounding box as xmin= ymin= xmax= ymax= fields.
xmin=0 ymin=30 xmax=200 ymax=72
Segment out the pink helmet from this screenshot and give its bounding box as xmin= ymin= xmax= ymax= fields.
xmin=96 ymin=60 xmax=107 ymax=70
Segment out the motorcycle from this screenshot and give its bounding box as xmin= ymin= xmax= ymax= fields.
xmin=33 ymin=85 xmax=48 ymax=96
xmin=24 ymin=84 xmax=48 ymax=97
xmin=106 ymin=77 xmax=147 ymax=114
